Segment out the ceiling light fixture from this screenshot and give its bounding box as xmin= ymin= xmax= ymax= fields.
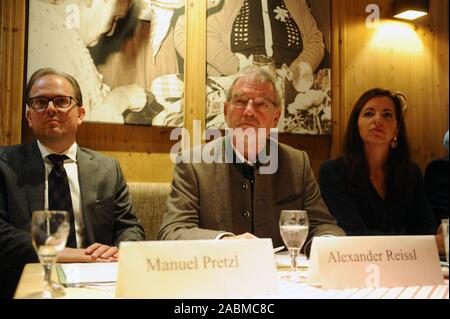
xmin=393 ymin=0 xmax=429 ymax=20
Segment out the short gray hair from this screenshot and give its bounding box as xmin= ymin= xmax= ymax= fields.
xmin=226 ymin=66 xmax=282 ymax=107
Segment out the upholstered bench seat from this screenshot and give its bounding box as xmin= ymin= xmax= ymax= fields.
xmin=127 ymin=182 xmax=171 ymax=240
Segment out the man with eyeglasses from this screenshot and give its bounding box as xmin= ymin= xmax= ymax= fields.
xmin=0 ymin=68 xmax=145 ymax=298
xmin=159 ymin=66 xmax=344 ymax=247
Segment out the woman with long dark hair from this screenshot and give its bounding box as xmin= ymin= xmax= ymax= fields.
xmin=319 ymin=88 xmax=438 ymax=238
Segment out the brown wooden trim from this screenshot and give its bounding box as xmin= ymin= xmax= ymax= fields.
xmin=184 ymin=0 xmax=206 ymax=148
xmin=330 ymin=0 xmax=345 ymax=159
xmin=0 ymin=0 xmax=26 ymax=146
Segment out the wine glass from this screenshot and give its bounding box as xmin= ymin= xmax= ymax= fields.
xmin=31 ymin=210 xmax=70 ymax=298
xmin=279 ymin=210 xmax=309 ymax=283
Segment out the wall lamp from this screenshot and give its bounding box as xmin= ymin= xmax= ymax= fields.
xmin=393 ymin=0 xmax=429 ymax=20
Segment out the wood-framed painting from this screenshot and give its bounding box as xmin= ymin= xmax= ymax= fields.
xmin=203 ymin=0 xmax=331 ymax=135
xmin=26 ymin=0 xmax=185 ymax=127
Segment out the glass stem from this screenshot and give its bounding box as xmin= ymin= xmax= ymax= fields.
xmin=290 ymin=250 xmax=298 ymax=272
xmin=42 ymin=263 xmax=53 ymax=294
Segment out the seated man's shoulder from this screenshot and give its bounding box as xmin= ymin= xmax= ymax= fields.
xmin=78 ymin=147 xmax=118 ymax=166
xmin=176 ymin=137 xmax=225 ymax=164
xmin=425 ymin=157 xmax=449 ymax=173
xmin=277 ymin=142 xmax=307 ymax=159
xmin=0 ymin=144 xmax=28 ymax=161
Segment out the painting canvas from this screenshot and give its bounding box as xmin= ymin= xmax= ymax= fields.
xmin=26 ymin=0 xmax=185 ymax=127
xmin=205 ymin=0 xmax=332 ymax=135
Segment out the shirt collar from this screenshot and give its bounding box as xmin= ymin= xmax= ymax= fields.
xmin=226 ymin=135 xmax=274 ymax=168
xmin=37 ymin=140 xmax=78 ymax=163
xmin=230 ymin=140 xmax=255 ymax=167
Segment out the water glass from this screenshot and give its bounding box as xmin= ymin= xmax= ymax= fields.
xmin=31 ymin=210 xmax=69 ymax=298
xmin=279 ymin=210 xmax=309 ymax=282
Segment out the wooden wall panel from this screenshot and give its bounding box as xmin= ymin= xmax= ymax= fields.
xmin=0 ymin=0 xmax=26 ymax=146
xmin=279 ymin=135 xmax=331 ymax=175
xmin=76 ymin=123 xmax=176 ymax=182
xmin=184 ymin=0 xmax=206 ymax=145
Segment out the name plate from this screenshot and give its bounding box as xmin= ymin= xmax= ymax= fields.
xmin=308 ymin=236 xmax=444 ymax=289
xmin=116 ymin=239 xmax=278 ymax=298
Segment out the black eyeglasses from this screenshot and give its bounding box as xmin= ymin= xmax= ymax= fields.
xmin=27 ymin=96 xmax=79 ymax=112
xmin=230 ymin=96 xmax=276 ymax=112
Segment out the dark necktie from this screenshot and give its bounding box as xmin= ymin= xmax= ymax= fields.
xmin=47 ymin=154 xmax=77 ymax=248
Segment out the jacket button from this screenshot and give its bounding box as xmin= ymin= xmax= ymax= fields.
xmin=243 ymin=210 xmax=250 ymax=218
xmin=242 ymin=183 xmax=248 ymax=190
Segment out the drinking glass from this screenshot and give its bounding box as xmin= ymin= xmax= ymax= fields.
xmin=279 ymin=210 xmax=309 ymax=283
xmin=31 ymin=210 xmax=70 ymax=298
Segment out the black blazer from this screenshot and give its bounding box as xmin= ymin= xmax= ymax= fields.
xmin=424 ymin=157 xmax=449 ymax=222
xmin=319 ymin=158 xmax=437 ymax=236
xmin=0 ymin=141 xmax=144 ymax=298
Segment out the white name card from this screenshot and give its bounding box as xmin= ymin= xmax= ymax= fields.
xmin=116 ymin=239 xmax=278 ymax=298
xmin=308 ymin=235 xmax=444 ymax=289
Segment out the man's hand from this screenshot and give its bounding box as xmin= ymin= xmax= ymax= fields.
xmin=56 ymin=247 xmax=114 ymax=263
xmin=56 ymin=244 xmax=119 ymax=263
xmin=85 ymin=243 xmax=119 ymax=261
xmin=221 ymin=232 xmax=259 ymax=240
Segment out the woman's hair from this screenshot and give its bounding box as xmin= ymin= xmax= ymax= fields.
xmin=342 ymin=88 xmax=412 ymax=194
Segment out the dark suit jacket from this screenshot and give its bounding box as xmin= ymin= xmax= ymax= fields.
xmin=424 ymin=157 xmax=449 ymax=222
xmin=0 ymin=140 xmax=144 ymax=298
xmin=319 ymin=158 xmax=437 ymax=236
xmin=158 ymin=137 xmax=345 ymax=250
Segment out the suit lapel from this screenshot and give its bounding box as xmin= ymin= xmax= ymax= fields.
xmin=24 ymin=141 xmax=45 ymax=214
xmin=77 ymin=147 xmax=97 ymax=245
